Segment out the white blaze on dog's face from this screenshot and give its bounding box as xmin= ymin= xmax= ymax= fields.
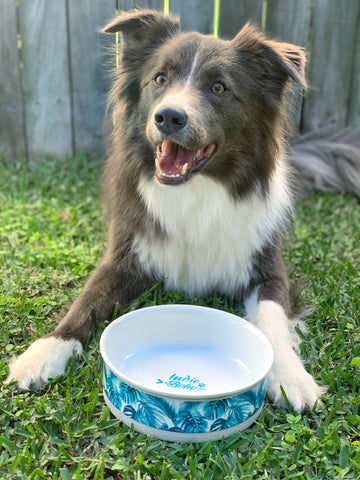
xmin=140 ymin=33 xmax=304 ymax=190
xmin=143 ymin=36 xmax=232 ymax=186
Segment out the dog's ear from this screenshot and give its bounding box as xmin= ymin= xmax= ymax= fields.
xmin=233 ymin=24 xmax=306 ymax=88
xmin=103 ymin=10 xmax=179 ymax=107
xmin=102 ymin=9 xmax=179 ymax=44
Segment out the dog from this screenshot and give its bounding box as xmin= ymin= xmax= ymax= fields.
xmin=8 ymin=9 xmax=360 ymax=412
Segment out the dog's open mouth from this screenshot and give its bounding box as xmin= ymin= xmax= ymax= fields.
xmin=155 ymin=140 xmax=216 ymax=185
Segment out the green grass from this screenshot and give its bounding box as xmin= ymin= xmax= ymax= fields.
xmin=0 ymin=156 xmax=359 ymax=479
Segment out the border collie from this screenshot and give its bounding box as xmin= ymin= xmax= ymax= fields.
xmin=8 ymin=10 xmax=360 ymax=412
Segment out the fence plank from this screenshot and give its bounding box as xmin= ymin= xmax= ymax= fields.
xmin=218 ymin=0 xmax=263 ymax=39
xmin=68 ymin=0 xmax=116 ymax=157
xmin=170 ymin=0 xmax=213 ymax=34
xmin=347 ymin=16 xmax=360 ymax=126
xmin=117 ymin=0 xmax=136 ymax=10
xmin=265 ymin=0 xmax=311 ymax=47
xmin=18 ymin=0 xmax=73 ymax=161
xmin=117 ymin=0 xmax=164 ymax=11
xmin=302 ymin=0 xmax=360 ymax=132
xmin=265 ymin=0 xmax=312 ymax=133
xmin=0 ymin=0 xmax=26 ymax=160
xmin=2 ymin=0 xmax=359 ymax=163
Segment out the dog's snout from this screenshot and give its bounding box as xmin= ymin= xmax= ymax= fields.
xmin=154 ymin=107 xmax=188 ymax=134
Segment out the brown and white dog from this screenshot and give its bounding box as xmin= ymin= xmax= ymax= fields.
xmin=8 ymin=10 xmax=360 ymax=411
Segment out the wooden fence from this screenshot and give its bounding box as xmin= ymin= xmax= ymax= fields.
xmin=1 ymin=0 xmax=359 ymax=162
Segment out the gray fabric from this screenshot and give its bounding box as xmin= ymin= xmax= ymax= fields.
xmin=291 ymin=128 xmax=360 ymax=197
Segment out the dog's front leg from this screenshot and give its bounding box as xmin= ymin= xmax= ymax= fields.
xmin=245 ymin=281 xmax=323 ymax=412
xmin=8 ymin=248 xmax=152 ymax=390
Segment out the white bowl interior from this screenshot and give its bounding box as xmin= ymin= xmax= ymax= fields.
xmin=100 ymin=305 xmax=273 ymax=399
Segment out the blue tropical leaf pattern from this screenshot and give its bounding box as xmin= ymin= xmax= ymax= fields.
xmin=145 ymin=394 xmax=178 ymax=422
xmin=123 ymin=404 xmax=137 ymax=418
xmin=175 ymin=410 xmax=208 ymax=433
xmin=203 ymin=399 xmax=230 ymax=420
xmin=119 ymin=382 xmax=139 ymax=404
xmin=133 ymin=400 xmax=169 ymax=428
xmin=210 ymin=417 xmax=228 ymax=432
xmin=103 ymin=363 xmax=266 ymax=434
xmin=168 ymin=426 xmax=184 ymax=432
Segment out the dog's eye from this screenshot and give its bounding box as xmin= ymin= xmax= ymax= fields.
xmin=154 ymin=74 xmax=168 ymax=86
xmin=211 ymin=82 xmax=226 ymax=95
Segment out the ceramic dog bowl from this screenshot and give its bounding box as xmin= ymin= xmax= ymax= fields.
xmin=100 ymin=305 xmax=273 ymax=442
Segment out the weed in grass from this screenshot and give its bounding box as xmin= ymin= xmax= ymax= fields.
xmin=1 ymin=157 xmax=359 ymax=479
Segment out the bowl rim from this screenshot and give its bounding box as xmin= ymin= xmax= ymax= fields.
xmin=100 ymin=304 xmax=274 ymax=400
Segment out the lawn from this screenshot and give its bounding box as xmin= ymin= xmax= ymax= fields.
xmin=0 ymin=156 xmax=359 ymax=479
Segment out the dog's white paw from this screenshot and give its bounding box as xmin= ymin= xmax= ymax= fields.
xmin=252 ymin=300 xmax=323 ymax=412
xmin=266 ymin=351 xmax=323 ymax=412
xmin=7 ymin=337 xmax=83 ymax=390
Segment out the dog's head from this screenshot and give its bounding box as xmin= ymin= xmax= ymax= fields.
xmin=104 ymin=10 xmax=306 ymax=193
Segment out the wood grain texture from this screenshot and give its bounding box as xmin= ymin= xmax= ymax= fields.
xmin=302 ymin=0 xmax=360 ymax=132
xmin=170 ymin=0 xmax=214 ymax=34
xmin=265 ymin=0 xmax=311 ymax=46
xmin=117 ymin=0 xmax=164 ymax=12
xmin=18 ymin=0 xmax=73 ymax=161
xmin=68 ymin=0 xmax=116 ymax=156
xmin=265 ymin=0 xmax=312 ymax=133
xmin=0 ymin=0 xmax=26 ymax=159
xmin=117 ymin=0 xmax=136 ymax=10
xmin=347 ymin=14 xmax=360 ymax=126
xmin=3 ymin=0 xmax=359 ymax=162
xmin=218 ymin=0 xmax=263 ymax=39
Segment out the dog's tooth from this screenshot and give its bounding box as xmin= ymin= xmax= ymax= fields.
xmin=181 ymin=163 xmax=188 ymax=175
xmin=155 ymin=156 xmax=160 ymax=171
xmin=195 ymin=150 xmax=203 ymax=160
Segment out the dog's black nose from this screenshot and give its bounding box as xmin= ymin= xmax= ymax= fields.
xmin=154 ymin=107 xmax=188 ymax=134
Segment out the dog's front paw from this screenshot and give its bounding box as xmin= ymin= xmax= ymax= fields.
xmin=266 ymin=351 xmax=324 ymax=412
xmin=7 ymin=336 xmax=83 ymax=390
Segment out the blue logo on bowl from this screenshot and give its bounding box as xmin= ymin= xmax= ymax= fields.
xmin=156 ymin=374 xmax=206 ymax=391
xmin=103 ymin=364 xmax=266 ymax=434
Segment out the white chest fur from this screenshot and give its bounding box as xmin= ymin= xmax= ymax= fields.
xmin=135 ymin=167 xmax=292 ymax=297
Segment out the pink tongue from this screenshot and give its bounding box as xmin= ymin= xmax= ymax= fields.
xmin=158 ymin=140 xmax=195 ymax=175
